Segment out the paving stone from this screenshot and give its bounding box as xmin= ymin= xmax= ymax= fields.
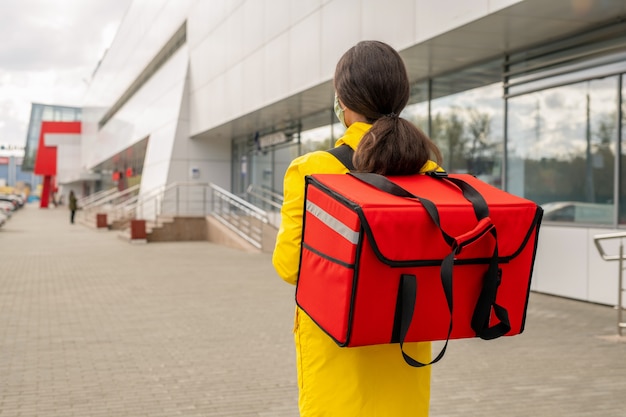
xmin=0 ymin=205 xmax=624 ymax=416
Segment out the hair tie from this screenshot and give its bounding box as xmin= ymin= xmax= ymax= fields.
xmin=385 ymin=112 xmax=398 ymax=119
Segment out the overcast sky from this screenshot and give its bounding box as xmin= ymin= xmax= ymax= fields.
xmin=0 ymin=0 xmax=132 ymax=148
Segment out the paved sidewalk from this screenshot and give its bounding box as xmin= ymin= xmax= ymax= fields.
xmin=0 ymin=205 xmax=625 ymax=416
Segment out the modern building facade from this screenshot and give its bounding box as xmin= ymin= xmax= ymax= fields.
xmin=26 ymin=0 xmax=626 ymax=306
xmin=23 ymin=103 xmax=86 ymax=207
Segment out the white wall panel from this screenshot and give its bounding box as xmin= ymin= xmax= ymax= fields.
xmin=289 ymin=10 xmax=322 ymax=93
xmin=264 ymin=0 xmax=291 ymax=42
xmin=140 ymin=121 xmax=178 ymax=193
xmin=415 ymin=0 xmax=490 ymax=42
xmin=187 ymin=0 xmax=232 ymax=49
xmin=242 ymin=49 xmax=266 ymax=115
xmin=263 ymin=32 xmax=291 ymax=104
xmin=141 ymin=160 xmax=170 ymax=195
xmin=587 ymin=228 xmax=621 ymax=306
xmin=320 ymin=0 xmax=362 ymax=80
xmin=225 ymin=63 xmax=245 ymax=120
xmin=169 ymin=78 xmax=231 ymax=189
xmin=226 ymin=6 xmax=246 ymax=69
xmin=291 ymin=0 xmax=323 ymax=25
xmin=189 ymin=34 xmax=225 ymax=93
xmin=204 ymin=75 xmax=228 ymax=130
xmin=84 ymin=0 xmax=191 ymax=108
xmin=208 ymin=24 xmax=229 ymax=81
xmin=44 ymin=134 xmax=81 ymax=185
xmin=189 ymin=0 xmax=516 ymax=137
xmin=172 ymin=129 xmax=231 ymax=162
xmin=362 ymin=0 xmax=416 ymax=51
xmin=189 ymin=81 xmax=216 ymax=136
xmin=533 ymin=227 xmax=588 ymax=300
xmin=165 ymin=159 xmax=231 ymax=190
xmin=488 ymin=0 xmax=522 ymax=12
xmin=532 ymin=226 xmax=622 ymax=306
xmin=85 ymin=47 xmax=188 ymax=169
xmin=243 ymin=0 xmax=266 ymax=57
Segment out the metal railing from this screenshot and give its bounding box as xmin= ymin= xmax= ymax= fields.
xmin=212 ymin=183 xmax=269 ymax=249
xmin=593 ymin=231 xmax=626 ymax=336
xmin=77 ymin=187 xmax=118 ymax=207
xmin=245 ymin=184 xmax=282 ymax=228
xmin=133 ymin=182 xmax=214 ymax=224
xmin=81 ymin=184 xmax=140 ymax=210
xmin=245 ymin=184 xmax=283 ymax=210
xmin=79 ymin=185 xmax=141 ymax=224
xmin=80 ymin=181 xmax=275 ymax=250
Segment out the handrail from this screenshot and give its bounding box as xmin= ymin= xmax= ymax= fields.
xmin=252 ymin=184 xmax=284 ymax=202
xmin=77 ymin=187 xmax=117 ymax=206
xmin=212 ymin=183 xmax=269 ymax=219
xmin=82 ymin=180 xmax=274 ymax=250
xmin=593 ymin=231 xmax=626 ymax=336
xmin=82 ymin=184 xmax=140 ymax=210
xmin=210 ymin=183 xmax=269 ymax=249
xmin=134 ymin=182 xmax=212 ymax=221
xmin=245 ymin=184 xmax=283 ymax=211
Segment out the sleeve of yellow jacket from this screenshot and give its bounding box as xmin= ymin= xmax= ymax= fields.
xmin=272 ymin=150 xmax=349 ymax=285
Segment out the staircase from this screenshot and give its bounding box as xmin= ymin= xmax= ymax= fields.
xmin=80 ymin=182 xmax=280 ymax=253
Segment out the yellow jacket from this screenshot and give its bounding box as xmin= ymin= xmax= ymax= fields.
xmin=273 ymin=122 xmax=435 ymax=417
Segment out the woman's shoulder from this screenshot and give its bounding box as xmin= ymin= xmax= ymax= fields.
xmin=289 ymin=149 xmax=350 ymax=176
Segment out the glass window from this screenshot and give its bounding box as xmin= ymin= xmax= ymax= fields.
xmin=403 ymin=101 xmax=429 ymax=136
xmin=231 ymin=137 xmax=248 ymax=196
xmin=618 ymin=74 xmax=626 ymax=224
xmin=273 ymin=142 xmax=299 ymax=196
xmin=430 ymin=82 xmax=504 ymax=187
xmin=405 ymin=81 xmax=429 ymax=134
xmin=249 ymin=147 xmax=273 ymax=196
xmin=507 ymin=77 xmax=619 ymax=225
xmin=300 ymin=124 xmax=334 ymax=154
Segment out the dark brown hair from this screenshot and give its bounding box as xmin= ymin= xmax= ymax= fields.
xmin=334 ymin=41 xmax=442 ymax=175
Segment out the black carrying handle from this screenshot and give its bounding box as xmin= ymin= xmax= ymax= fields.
xmin=350 ymin=172 xmax=511 ymax=367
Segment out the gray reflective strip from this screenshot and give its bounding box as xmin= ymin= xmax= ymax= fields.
xmin=306 ymin=200 xmax=360 ymax=244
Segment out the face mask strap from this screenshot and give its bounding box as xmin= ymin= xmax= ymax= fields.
xmin=334 ymin=94 xmax=347 ymax=128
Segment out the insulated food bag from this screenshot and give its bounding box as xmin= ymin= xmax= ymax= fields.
xmin=295 ymin=171 xmax=542 ymax=366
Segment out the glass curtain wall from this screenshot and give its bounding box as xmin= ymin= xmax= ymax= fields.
xmin=621 ymin=75 xmax=626 ymax=223
xmin=22 ymin=104 xmax=82 ymax=171
xmin=508 ymin=77 xmax=619 ymax=225
xmin=403 ymin=81 xmax=429 ymax=134
xmin=231 ymin=115 xmax=344 ymax=198
xmin=430 ymin=82 xmax=504 ymax=187
xmin=232 ymin=24 xmax=626 ymax=228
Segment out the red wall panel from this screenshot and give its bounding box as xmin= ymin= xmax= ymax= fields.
xmin=33 ymin=121 xmax=81 ymax=176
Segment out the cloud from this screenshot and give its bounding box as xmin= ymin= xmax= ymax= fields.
xmin=0 ymin=0 xmax=131 ymax=146
xmin=0 ymin=0 xmax=129 ymax=71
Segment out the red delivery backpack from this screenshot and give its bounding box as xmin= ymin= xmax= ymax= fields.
xmin=295 ymin=154 xmax=542 ymax=367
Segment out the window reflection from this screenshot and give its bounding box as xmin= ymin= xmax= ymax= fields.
xmin=402 ymin=101 xmax=429 ymax=136
xmin=508 ymin=77 xmax=618 ymax=225
xmin=429 ymin=82 xmax=504 ymax=187
xmin=618 ymin=74 xmax=626 ymax=224
xmin=300 ymin=124 xmax=337 ymax=154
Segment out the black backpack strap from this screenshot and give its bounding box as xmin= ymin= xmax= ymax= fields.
xmin=350 ymin=172 xmax=510 ymax=367
xmin=327 ymin=144 xmax=355 ymax=171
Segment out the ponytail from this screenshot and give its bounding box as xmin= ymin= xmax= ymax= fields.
xmin=334 ymin=41 xmax=443 ymax=175
xmin=353 ymin=116 xmax=442 ymax=175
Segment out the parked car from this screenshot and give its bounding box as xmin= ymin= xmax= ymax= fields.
xmin=541 ymin=201 xmax=614 ymax=224
xmin=0 ymin=201 xmax=14 ymax=219
xmin=0 ymin=194 xmax=23 ymax=210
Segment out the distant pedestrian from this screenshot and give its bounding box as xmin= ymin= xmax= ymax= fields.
xmin=68 ymin=191 xmax=78 ymax=224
